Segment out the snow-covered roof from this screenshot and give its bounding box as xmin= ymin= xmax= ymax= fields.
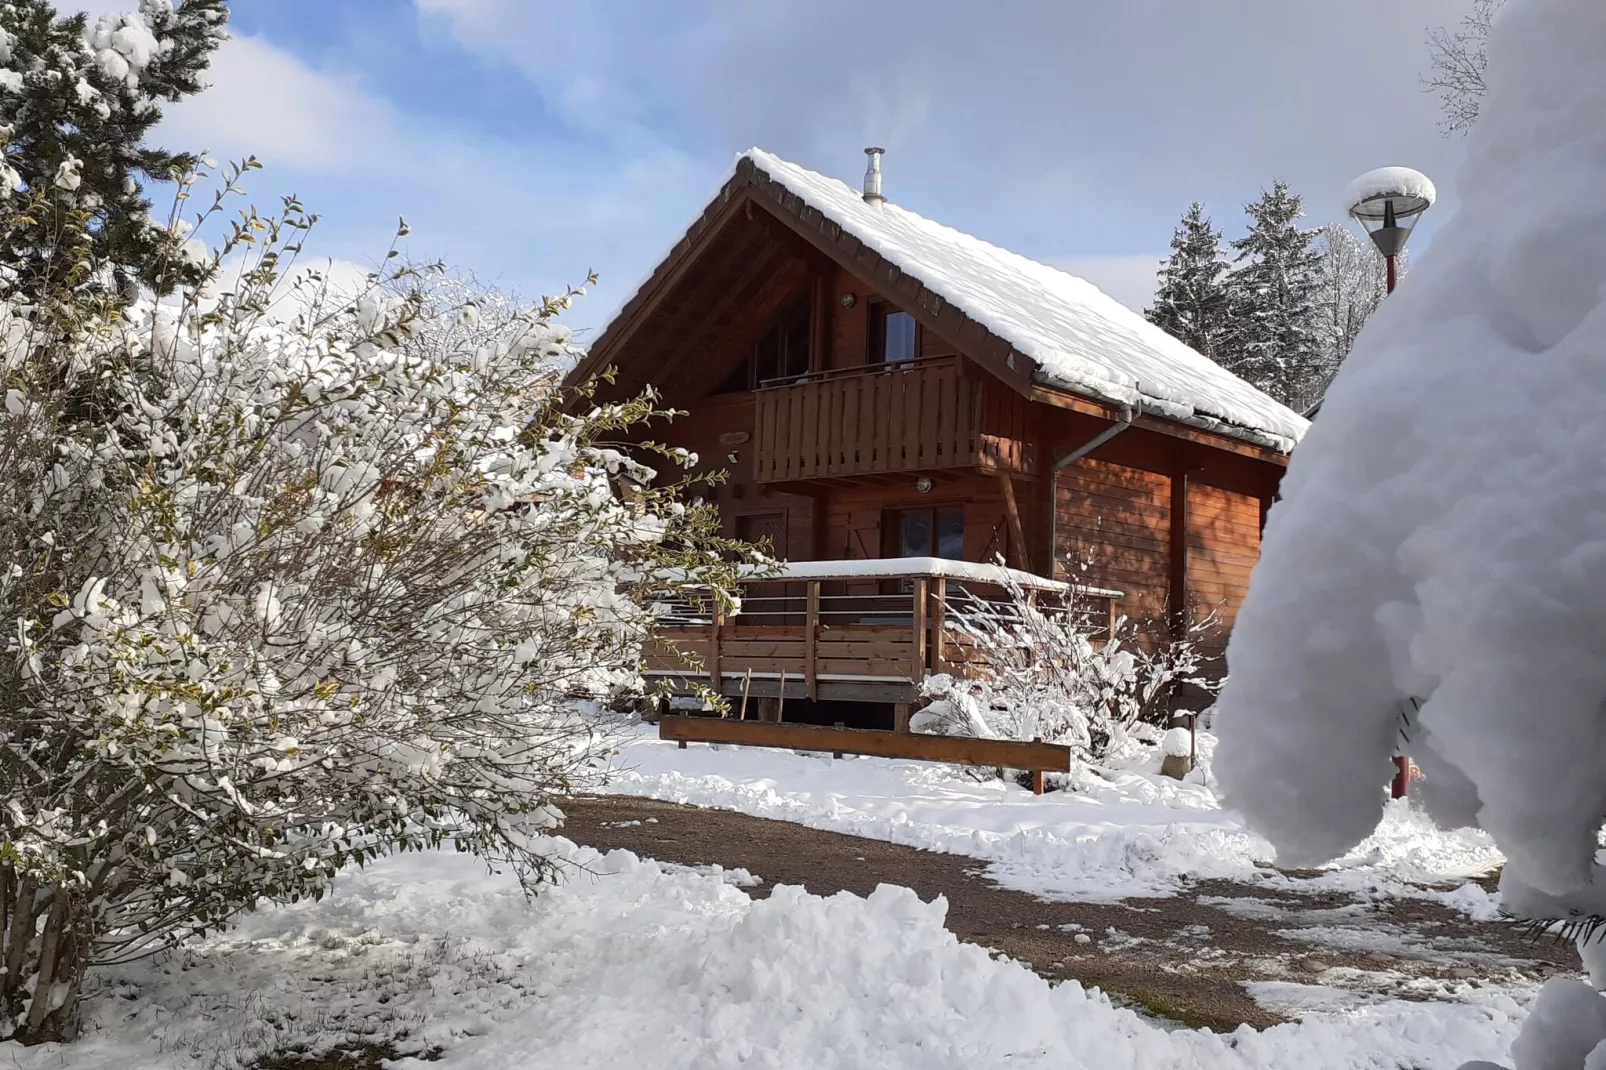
xmin=740 ymin=149 xmax=1308 ymax=453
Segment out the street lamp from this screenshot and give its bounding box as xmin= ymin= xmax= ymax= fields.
xmin=1345 ymin=166 xmax=1436 ymax=295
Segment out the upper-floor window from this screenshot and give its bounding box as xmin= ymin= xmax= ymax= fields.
xmin=716 ymin=296 xmax=811 ymax=393
xmin=872 ymin=304 xmax=918 ymax=365
xmin=756 ymin=297 xmax=811 ymax=385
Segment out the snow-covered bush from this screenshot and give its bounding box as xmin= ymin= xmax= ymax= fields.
xmin=1211 ymin=0 xmax=1606 ymax=1066
xmin=910 ymin=566 xmax=1216 ymax=766
xmin=0 ymin=181 xmax=743 ymax=1043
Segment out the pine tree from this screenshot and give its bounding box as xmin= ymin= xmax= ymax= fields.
xmin=0 ymin=0 xmax=229 ymax=305
xmin=1146 ymin=203 xmax=1235 ymax=364
xmin=1227 ymin=181 xmax=1323 ymax=409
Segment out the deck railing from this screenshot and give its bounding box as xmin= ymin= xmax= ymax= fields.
xmin=754 ymin=356 xmax=1032 ymax=482
xmin=644 ymin=558 xmax=1120 ymax=701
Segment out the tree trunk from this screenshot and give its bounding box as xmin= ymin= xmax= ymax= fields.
xmin=1 ymin=876 xmax=90 ymax=1045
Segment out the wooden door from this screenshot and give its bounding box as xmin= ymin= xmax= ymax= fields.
xmin=736 ymin=511 xmax=787 ymax=557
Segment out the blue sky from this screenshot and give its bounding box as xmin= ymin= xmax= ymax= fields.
xmin=81 ymin=0 xmax=1474 ymax=337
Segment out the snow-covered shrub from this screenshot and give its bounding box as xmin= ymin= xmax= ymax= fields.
xmin=910 ymin=565 xmax=1217 ymax=766
xmin=0 ymin=182 xmax=743 ymax=1043
xmin=1211 ymin=0 xmax=1606 ymax=1065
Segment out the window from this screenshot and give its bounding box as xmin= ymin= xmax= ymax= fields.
xmin=872 ymin=304 xmax=918 ymax=365
xmin=715 ymin=295 xmax=812 ymax=393
xmin=889 ymin=506 xmax=964 ymax=560
xmin=756 ymin=297 xmax=811 ymax=385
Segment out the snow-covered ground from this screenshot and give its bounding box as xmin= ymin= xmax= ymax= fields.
xmin=25 ymin=839 xmax=1528 ymax=1070
xmin=600 ymin=723 xmax=1503 ymax=916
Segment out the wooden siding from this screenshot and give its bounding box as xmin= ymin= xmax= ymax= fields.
xmin=1186 ymin=481 xmax=1260 ymax=630
xmin=820 ymin=478 xmax=1017 ymax=568
xmin=1053 ymin=458 xmax=1173 ymax=627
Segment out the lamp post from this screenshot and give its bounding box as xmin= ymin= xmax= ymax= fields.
xmin=1345 ymin=166 xmax=1437 ymax=296
xmin=1345 ymin=167 xmax=1435 ymax=801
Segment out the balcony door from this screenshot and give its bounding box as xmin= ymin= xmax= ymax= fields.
xmin=886 ymin=506 xmax=964 ymax=561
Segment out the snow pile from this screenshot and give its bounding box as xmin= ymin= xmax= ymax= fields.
xmin=1162 ymin=726 xmax=1194 ymax=758
xmin=15 ymin=841 xmax=1528 ymax=1070
xmin=731 ymin=148 xmax=1307 ymax=451
xmin=1211 ymin=0 xmax=1606 ymax=1063
xmin=604 ymin=724 xmax=1503 ymax=911
xmin=1343 ymin=166 xmax=1439 ymax=213
xmin=1213 ymin=0 xmax=1606 ymax=903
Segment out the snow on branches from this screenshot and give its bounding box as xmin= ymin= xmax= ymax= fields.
xmin=912 ymin=565 xmax=1218 ymax=769
xmin=0 ymin=189 xmax=744 ymax=1042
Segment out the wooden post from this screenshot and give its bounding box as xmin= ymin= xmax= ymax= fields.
xmin=805 ymin=581 xmax=820 ymax=700
xmin=893 ymin=702 xmax=911 ymax=733
xmin=998 ymin=473 xmax=1028 ymax=570
xmin=931 ymin=577 xmax=948 ymax=675
xmin=710 ymin=604 xmax=725 ymax=691
xmin=833 ymin=722 xmax=845 ymax=759
xmin=738 ymin=668 xmax=752 ymax=721
xmin=1031 ymin=737 xmax=1045 ymax=795
xmin=912 ymin=576 xmax=928 ymax=678
xmin=776 ymin=670 xmax=787 ymax=723
xmin=1168 ymin=468 xmax=1190 ymax=642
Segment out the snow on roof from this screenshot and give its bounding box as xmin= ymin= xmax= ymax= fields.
xmin=1344 ymin=167 xmax=1438 ymax=215
xmin=742 ymin=149 xmax=1308 ymax=452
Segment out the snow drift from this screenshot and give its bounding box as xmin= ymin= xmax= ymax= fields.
xmin=1214 ymin=0 xmax=1606 ymax=912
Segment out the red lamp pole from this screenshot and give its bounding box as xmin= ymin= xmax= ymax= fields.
xmin=1386 ymin=249 xmax=1406 ymax=799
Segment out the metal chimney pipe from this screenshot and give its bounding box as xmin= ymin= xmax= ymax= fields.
xmin=862 ymin=147 xmax=885 ymax=204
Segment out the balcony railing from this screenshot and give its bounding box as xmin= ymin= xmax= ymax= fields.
xmin=753 ymin=356 xmax=1032 ymax=483
xmin=644 ymin=558 xmax=1120 ymax=703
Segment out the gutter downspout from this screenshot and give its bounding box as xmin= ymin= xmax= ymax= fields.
xmin=1047 ymin=405 xmax=1135 ymax=579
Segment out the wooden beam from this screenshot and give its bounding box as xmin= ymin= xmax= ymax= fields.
xmin=568 ymin=184 xmax=754 ymax=388
xmin=998 ymin=472 xmax=1028 ymax=569
xmin=931 ymin=577 xmax=947 ymax=675
xmin=658 ymin=715 xmax=1072 ymax=772
xmin=912 ymin=576 xmax=928 ymax=674
xmin=1028 ymin=385 xmax=1292 ymax=467
xmin=804 ymin=581 xmax=819 ymax=700
xmin=709 ymin=604 xmax=725 ymax=690
xmin=1168 ymin=468 xmax=1189 ymax=641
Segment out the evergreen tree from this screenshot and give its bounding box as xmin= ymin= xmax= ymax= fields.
xmin=0 ymin=0 xmax=229 ymax=305
xmin=1227 ymin=181 xmax=1323 ymax=409
xmin=1145 ymin=202 xmax=1235 ymax=365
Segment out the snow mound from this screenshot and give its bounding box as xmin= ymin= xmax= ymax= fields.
xmin=1344 ymin=166 xmax=1438 ymax=213
xmin=1213 ymin=0 xmax=1606 ymax=905
xmin=24 ymin=842 xmax=1528 ymax=1069
xmin=1162 ymin=726 xmax=1193 ymax=758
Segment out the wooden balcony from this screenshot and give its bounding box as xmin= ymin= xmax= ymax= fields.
xmin=644 ymin=558 xmax=1120 ymax=705
xmin=753 ymin=356 xmax=1034 ymax=484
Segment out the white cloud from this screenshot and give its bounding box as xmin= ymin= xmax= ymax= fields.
xmin=1050 ymin=254 xmax=1164 ymax=314
xmin=159 ymin=36 xmax=397 ymax=174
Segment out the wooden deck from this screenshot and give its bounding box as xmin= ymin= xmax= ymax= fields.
xmin=645 ymin=560 xmax=1119 ymax=705
xmin=753 ymin=356 xmax=1035 ymax=483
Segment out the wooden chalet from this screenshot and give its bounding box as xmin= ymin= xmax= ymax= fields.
xmin=567 ymin=148 xmax=1308 ymax=728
